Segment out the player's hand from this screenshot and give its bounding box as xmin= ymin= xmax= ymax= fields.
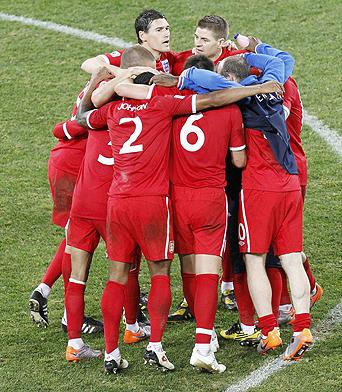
xmin=259 ymin=80 xmax=284 ymax=95
xmin=222 ymin=40 xmax=239 ymax=50
xmin=245 ymin=36 xmax=262 ymax=52
xmin=150 ymin=74 xmax=179 ymax=86
xmin=92 ymin=66 xmax=115 ymax=82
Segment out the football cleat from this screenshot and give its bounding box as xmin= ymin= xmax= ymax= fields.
xmin=283 ymin=328 xmax=313 ymax=361
xmin=310 ymin=283 xmax=323 ymax=309
xmin=278 ymin=307 xmax=295 ymax=325
xmin=140 ymin=292 xmax=148 ymax=310
xmin=168 ymin=298 xmax=194 ymax=322
xmin=220 ymin=322 xmax=261 ymax=347
xmin=257 ymin=327 xmax=282 ymax=355
xmin=221 ymin=289 xmax=237 ymax=311
xmin=137 ymin=308 xmax=150 ymax=325
xmin=123 ymin=324 xmax=150 ymax=344
xmin=29 ymin=290 xmax=48 ymax=328
xmin=104 ymin=358 xmax=129 ymax=374
xmin=144 ymin=347 xmax=175 ymax=371
xmin=65 ymin=344 xmax=102 ymax=363
xmin=190 ymin=348 xmax=226 ymax=373
xmin=62 ymin=316 xmax=104 ymax=335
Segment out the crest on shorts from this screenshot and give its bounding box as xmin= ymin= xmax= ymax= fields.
xmin=169 ymin=240 xmax=175 ymax=253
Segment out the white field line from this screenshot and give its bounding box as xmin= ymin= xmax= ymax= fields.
xmin=0 ymin=12 xmax=132 ymax=47
xmin=1 ymin=13 xmax=341 ymax=159
xmin=1 ymin=11 xmax=341 ymax=390
xmin=224 ymin=299 xmax=342 ymax=392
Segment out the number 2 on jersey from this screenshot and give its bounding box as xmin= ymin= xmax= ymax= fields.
xmin=119 ymin=117 xmax=143 ymax=154
xmin=180 ymin=113 xmax=205 ymax=152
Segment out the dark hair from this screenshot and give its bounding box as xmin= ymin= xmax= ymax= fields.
xmin=135 ymin=9 xmax=166 ymax=44
xmin=133 ymin=72 xmax=155 ymax=85
xmin=121 ymin=45 xmax=155 ymax=68
xmin=197 ymin=15 xmax=229 ymax=40
xmin=219 ymin=56 xmax=250 ymax=82
xmin=184 ymin=55 xmax=215 ymax=71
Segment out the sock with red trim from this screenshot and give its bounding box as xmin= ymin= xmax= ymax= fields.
xmin=123 ymin=268 xmax=140 ymax=325
xmin=65 ymin=280 xmax=86 ymax=340
xmin=195 ymin=274 xmax=219 ymax=345
xmin=233 ymin=272 xmax=255 ymax=326
xmin=182 ymin=272 xmax=196 ymax=315
xmin=258 ymin=314 xmax=277 ymax=337
xmin=221 ymin=247 xmax=233 ymax=292
xmin=61 ymin=252 xmax=71 ymax=293
xmin=101 ymin=280 xmax=126 ymax=354
xmin=292 ymin=313 xmax=311 ymax=333
xmin=148 ymin=275 xmax=171 ymax=343
xmin=42 ymin=238 xmax=66 ymax=287
xmin=303 ymin=257 xmax=316 ymax=292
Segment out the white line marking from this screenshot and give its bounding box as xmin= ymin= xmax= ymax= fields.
xmin=303 ymin=110 xmax=342 ymax=159
xmin=0 ymin=12 xmax=132 ymax=47
xmin=0 ymin=12 xmax=341 ymax=389
xmin=224 ymin=299 xmax=342 ymax=392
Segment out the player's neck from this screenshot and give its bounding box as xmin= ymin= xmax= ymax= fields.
xmin=140 ymin=43 xmax=161 ymax=61
xmin=210 ymin=47 xmax=223 ymax=62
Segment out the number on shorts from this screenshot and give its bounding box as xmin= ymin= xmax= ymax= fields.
xmin=119 ymin=117 xmax=143 ymax=154
xmin=179 ymin=113 xmax=205 ymax=152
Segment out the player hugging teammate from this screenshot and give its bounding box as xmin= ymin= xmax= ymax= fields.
xmin=29 ymin=9 xmax=322 ymax=374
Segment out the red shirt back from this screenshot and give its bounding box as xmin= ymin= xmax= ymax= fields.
xmin=242 ymin=128 xmax=300 ymax=192
xmin=88 ymin=94 xmax=196 ymax=197
xmin=283 ymin=77 xmax=307 ymax=186
xmin=71 ymin=129 xmax=113 ymax=220
xmin=104 ymin=49 xmax=176 ymax=73
xmin=171 ymin=104 xmax=245 ymax=188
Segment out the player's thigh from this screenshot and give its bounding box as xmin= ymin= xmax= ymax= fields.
xmin=67 ymin=216 xmax=101 ymax=253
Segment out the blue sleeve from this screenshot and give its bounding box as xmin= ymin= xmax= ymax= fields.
xmin=244 ymin=53 xmax=285 ymax=83
xmin=178 ymin=67 xmax=240 ymax=93
xmin=255 ymin=43 xmax=295 ymax=81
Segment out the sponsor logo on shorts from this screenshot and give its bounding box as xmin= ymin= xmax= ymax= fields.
xmin=239 ymin=240 xmax=245 ymax=246
xmin=169 ymin=240 xmax=175 ymax=254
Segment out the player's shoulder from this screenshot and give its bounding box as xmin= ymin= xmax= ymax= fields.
xmin=220 ymin=47 xmax=246 ymax=60
xmin=174 ymin=48 xmax=194 ymax=59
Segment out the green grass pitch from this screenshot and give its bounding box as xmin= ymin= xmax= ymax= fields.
xmin=0 ymin=1 xmax=341 ymax=391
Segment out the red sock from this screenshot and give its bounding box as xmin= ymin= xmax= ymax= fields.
xmin=194 ymin=274 xmax=219 ymax=344
xmin=148 ymin=275 xmax=171 ymax=343
xmin=101 ymin=280 xmax=126 ymax=353
xmin=303 ymin=257 xmax=316 ymax=292
xmin=65 ymin=281 xmax=85 ymax=339
xmin=61 ymin=252 xmax=71 ymax=293
xmin=124 ymin=268 xmax=140 ymax=324
xmin=42 ymin=238 xmax=66 ymax=287
xmin=233 ymin=272 xmax=255 ymax=326
xmin=182 ymin=272 xmax=196 ymax=315
xmin=292 ymin=313 xmax=311 ymax=332
xmin=221 ymin=247 xmax=233 ymax=284
xmin=279 ymin=269 xmax=291 ymax=305
xmin=266 ymin=267 xmax=282 ymax=319
xmin=258 ymin=314 xmax=277 ymax=336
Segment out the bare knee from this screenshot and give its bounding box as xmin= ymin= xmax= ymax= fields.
xmin=108 ymin=260 xmax=131 ymax=285
xmin=148 ymin=259 xmax=171 ymax=277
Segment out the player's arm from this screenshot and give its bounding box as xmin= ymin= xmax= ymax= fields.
xmin=244 ymin=53 xmax=285 ymax=83
xmin=195 ymin=80 xmax=284 ymax=112
xmin=231 ymin=150 xmax=246 ymax=168
xmin=53 ymin=120 xmax=88 ymax=140
xmin=76 ymin=67 xmax=112 ymax=128
xmin=151 ymin=74 xmax=179 ymax=87
xmin=81 ymin=54 xmax=121 ymax=76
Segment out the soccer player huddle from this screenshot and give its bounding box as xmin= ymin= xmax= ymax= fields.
xmin=29 ymin=9 xmax=323 ymax=374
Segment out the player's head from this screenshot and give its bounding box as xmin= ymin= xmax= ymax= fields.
xmin=194 ymin=15 xmax=229 ymax=60
xmin=121 ymin=45 xmax=156 ymax=69
xmin=135 ymin=9 xmax=170 ymax=54
xmin=217 ymin=55 xmax=250 ymax=82
xmin=184 ymin=55 xmax=215 ymax=71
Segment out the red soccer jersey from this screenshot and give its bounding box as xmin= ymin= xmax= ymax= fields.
xmin=283 ymin=77 xmax=307 ymax=186
xmin=172 ymin=47 xmax=246 ymax=76
xmin=49 ymin=85 xmax=89 ymax=175
xmin=87 ymin=94 xmax=197 ymax=197
xmin=71 ymin=129 xmax=114 ymax=220
xmin=171 ymin=104 xmax=245 ymax=188
xmin=103 ymin=49 xmax=176 ymax=73
xmin=242 ymin=128 xmax=300 ymax=192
